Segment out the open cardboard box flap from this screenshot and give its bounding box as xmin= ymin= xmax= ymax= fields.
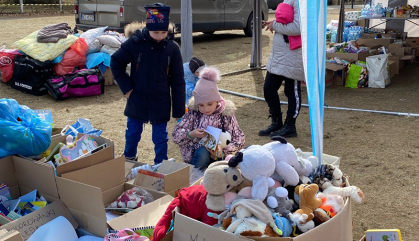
xmin=41 ymin=134 xmax=115 ymax=177
xmin=133 ymin=160 xmax=190 ymax=195
xmin=108 ymin=194 xmax=173 ymax=230
xmin=56 ymin=156 xmax=169 ymax=237
xmin=0 ymin=200 xmax=77 ymax=241
xmin=0 ymin=230 xmax=24 ymax=241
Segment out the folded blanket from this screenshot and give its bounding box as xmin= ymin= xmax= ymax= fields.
xmin=275 ymin=3 xmax=301 ymax=50
xmin=37 ymin=23 xmax=73 ymax=43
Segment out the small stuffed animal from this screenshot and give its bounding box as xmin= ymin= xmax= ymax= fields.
xmin=313 ymin=193 xmax=344 ymax=225
xmin=288 ymin=213 xmax=316 ymax=235
xmin=203 ymin=161 xmax=245 ymax=211
xmin=219 ymin=131 xmax=232 ymax=149
xmin=312 ymin=164 xmax=365 ymax=204
xmin=228 ymin=147 xmax=276 ymax=201
xmin=272 ymin=213 xmax=292 ymax=237
xmin=219 ymin=199 xmax=282 ymax=237
xmin=311 ymin=164 xmax=344 ymax=190
xmin=263 ymin=136 xmax=312 ymax=186
xmin=293 ymin=184 xmax=322 ymax=224
xmin=265 ymin=187 xmax=293 ymax=217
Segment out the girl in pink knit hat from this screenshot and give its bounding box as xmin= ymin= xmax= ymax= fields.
xmin=172 ymin=66 xmax=245 ymax=169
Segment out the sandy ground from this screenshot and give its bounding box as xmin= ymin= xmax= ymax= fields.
xmin=1 ymin=9 xmax=419 ymax=241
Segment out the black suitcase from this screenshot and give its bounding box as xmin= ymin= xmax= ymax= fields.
xmin=10 ymin=55 xmax=53 ymax=96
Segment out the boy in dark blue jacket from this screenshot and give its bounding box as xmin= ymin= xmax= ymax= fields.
xmin=111 ymin=3 xmax=185 ymax=164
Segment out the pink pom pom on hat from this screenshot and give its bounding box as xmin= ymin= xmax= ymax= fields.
xmin=193 ymin=66 xmax=221 ymax=105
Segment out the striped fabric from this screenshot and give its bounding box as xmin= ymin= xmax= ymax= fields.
xmin=297 ymin=0 xmax=327 ymax=165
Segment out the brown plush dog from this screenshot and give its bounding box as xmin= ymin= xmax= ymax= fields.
xmin=203 ymin=161 xmax=244 ymax=211
xmin=294 ymin=184 xmax=322 ymax=224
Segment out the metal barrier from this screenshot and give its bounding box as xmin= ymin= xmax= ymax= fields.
xmin=0 ymin=1 xmax=73 ymax=13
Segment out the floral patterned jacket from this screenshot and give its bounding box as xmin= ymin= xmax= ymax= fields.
xmin=172 ymin=97 xmax=245 ymax=163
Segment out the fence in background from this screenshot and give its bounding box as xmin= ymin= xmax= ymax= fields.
xmin=0 ymin=0 xmax=73 ymax=14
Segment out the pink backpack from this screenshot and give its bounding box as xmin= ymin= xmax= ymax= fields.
xmin=275 ymin=3 xmax=302 ymax=50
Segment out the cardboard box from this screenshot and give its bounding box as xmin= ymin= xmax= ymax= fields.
xmin=0 ymin=156 xmax=77 ymax=240
xmin=38 ymin=133 xmax=114 ymax=177
xmin=326 ymin=52 xmax=370 ymax=62
xmin=132 ymin=160 xmax=190 ymax=196
xmin=405 ymin=37 xmax=418 ymax=48
xmin=51 ymin=127 xmax=63 ymax=137
xmin=56 ymin=156 xmax=172 ymax=237
xmin=103 ymin=67 xmax=114 ymax=86
xmin=387 ymin=55 xmax=401 ymax=74
xmin=325 ymin=62 xmax=348 ymax=86
xmin=0 ymin=201 xmax=77 ymax=241
xmin=0 ymin=230 xmax=24 ymax=241
xmin=357 ymin=38 xmax=394 ymax=48
xmin=388 ymin=60 xmax=396 ymax=78
xmin=0 ymin=155 xmax=59 ymax=202
xmin=172 ymin=176 xmax=353 ymax=241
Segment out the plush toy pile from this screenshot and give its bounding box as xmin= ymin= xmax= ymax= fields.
xmin=153 ymin=136 xmax=365 ymax=240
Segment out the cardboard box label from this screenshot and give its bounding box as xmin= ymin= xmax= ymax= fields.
xmin=0 ymin=200 xmax=77 ymax=241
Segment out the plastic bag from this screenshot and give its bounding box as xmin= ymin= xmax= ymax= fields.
xmin=62 ymin=118 xmax=102 ymax=137
xmin=87 ymin=39 xmax=103 ymax=54
xmin=367 ymin=54 xmax=390 ymax=88
xmin=104 ymin=228 xmax=150 ymax=241
xmin=0 ymin=98 xmax=52 ymax=158
xmin=80 ymin=26 xmax=108 ymax=45
xmin=95 ymin=35 xmax=121 ymax=48
xmin=107 ymin=187 xmax=154 ymax=209
xmin=54 ymin=38 xmax=88 ymax=75
xmin=0 ymin=46 xmax=20 ymax=83
xmin=345 ymin=64 xmax=363 ymax=88
xmin=100 ymin=45 xmax=119 ymax=55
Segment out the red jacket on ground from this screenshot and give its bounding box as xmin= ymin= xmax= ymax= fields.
xmin=153 ymin=185 xmax=222 ymax=241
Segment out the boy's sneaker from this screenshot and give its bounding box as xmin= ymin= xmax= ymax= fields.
xmin=125 ymin=156 xmax=138 ymax=162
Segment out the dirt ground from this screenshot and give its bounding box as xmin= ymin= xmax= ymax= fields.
xmin=1 ymin=9 xmax=419 ymax=241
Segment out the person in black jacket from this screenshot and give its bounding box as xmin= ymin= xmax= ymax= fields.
xmin=111 ymin=3 xmax=185 ymax=164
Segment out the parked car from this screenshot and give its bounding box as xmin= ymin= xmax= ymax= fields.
xmin=74 ymin=0 xmax=269 ymax=37
xmin=267 ymin=0 xmax=283 ymax=10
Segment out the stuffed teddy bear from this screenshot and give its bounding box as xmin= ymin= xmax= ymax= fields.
xmin=312 ymin=164 xmax=365 ymax=204
xmin=153 ymin=161 xmax=244 ymax=241
xmin=263 ymin=136 xmax=312 ymax=186
xmin=293 ymin=184 xmax=322 ymax=224
xmin=265 ymin=187 xmax=293 ymax=217
xmin=218 ymin=198 xmax=282 ymax=237
xmin=228 ymin=147 xmax=276 ymax=201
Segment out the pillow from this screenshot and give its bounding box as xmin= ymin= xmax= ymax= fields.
xmin=95 ymin=35 xmax=121 ymax=48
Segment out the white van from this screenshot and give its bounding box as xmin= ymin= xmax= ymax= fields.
xmin=74 ymin=0 xmax=269 ymax=36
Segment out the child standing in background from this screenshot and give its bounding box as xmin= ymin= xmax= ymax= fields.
xmin=172 ymin=66 xmax=245 ymax=170
xmin=184 ymin=57 xmax=205 ymax=105
xmin=110 ymin=3 xmax=185 ymax=164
